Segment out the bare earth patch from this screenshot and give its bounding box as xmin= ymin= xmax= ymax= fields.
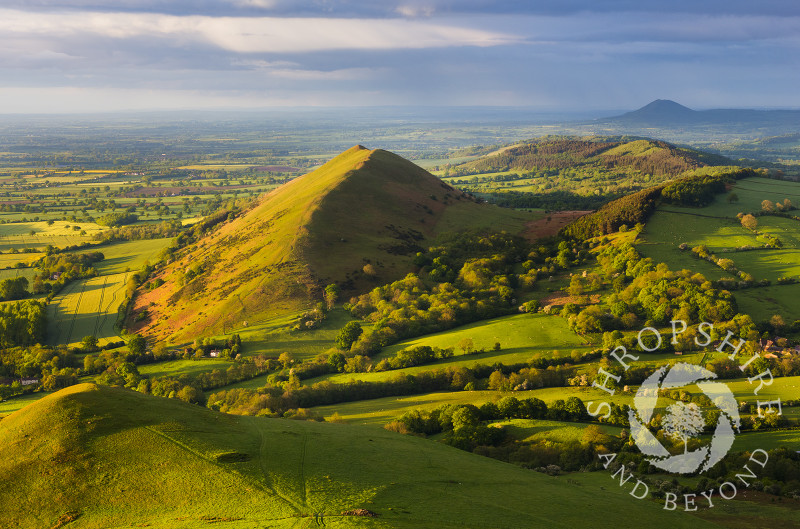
xmin=524 ymin=210 xmax=592 ymax=239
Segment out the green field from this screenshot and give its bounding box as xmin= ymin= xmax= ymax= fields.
xmin=47 ymin=272 xmax=130 ymax=346
xmin=84 ymin=238 xmax=175 ymax=274
xmin=727 ymin=249 xmax=800 ymax=281
xmin=306 ymin=313 xmax=589 ymax=385
xmin=0 ymin=392 xmax=45 ymax=416
xmin=308 ymin=374 xmax=800 ymax=427
xmin=494 ymin=418 xmax=623 ymax=443
xmin=735 ymin=283 xmax=800 ymax=320
xmin=0 ymin=384 xmax=718 ymax=529
xmin=308 ymin=386 xmax=629 ymax=426
xmin=0 ymin=266 xmax=36 ymax=281
xmin=0 ymin=220 xmax=105 ymax=251
xmin=137 ymin=358 xmax=234 ymax=378
xmin=639 ymin=176 xmax=800 ymax=321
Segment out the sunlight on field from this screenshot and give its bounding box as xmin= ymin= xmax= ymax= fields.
xmin=47 ymin=272 xmax=129 ymax=346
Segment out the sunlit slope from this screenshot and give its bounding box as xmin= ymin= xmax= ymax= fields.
xmin=0 ymin=384 xmax=722 ymax=529
xmin=133 ymin=146 xmax=531 ymax=342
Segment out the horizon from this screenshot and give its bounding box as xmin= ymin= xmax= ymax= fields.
xmin=2 ymin=100 xmax=800 ymax=119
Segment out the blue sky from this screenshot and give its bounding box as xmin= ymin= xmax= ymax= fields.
xmin=1 ymin=1 xmax=798 ymax=113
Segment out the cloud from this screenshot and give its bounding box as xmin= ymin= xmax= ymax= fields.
xmin=0 ymin=9 xmax=518 ymax=55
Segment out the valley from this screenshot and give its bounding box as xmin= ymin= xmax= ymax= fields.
xmin=1 ymin=109 xmax=799 ymax=528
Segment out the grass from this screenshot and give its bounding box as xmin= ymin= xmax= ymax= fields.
xmin=0 ymin=383 xmax=718 ymax=529
xmin=306 ymin=313 xmax=589 ymax=385
xmin=0 ymin=220 xmax=105 ymax=251
xmin=47 ymin=272 xmax=129 ymax=346
xmin=228 ymin=308 xmax=358 ymax=362
xmin=725 ymin=375 xmax=800 ymax=404
xmin=0 ymin=392 xmax=46 ymax=415
xmin=0 ymin=267 xmax=36 ymax=281
xmin=639 ymin=176 xmax=800 ymax=322
xmin=137 ymin=358 xmax=234 ymax=378
xmin=308 ymin=386 xmax=631 ymax=426
xmin=734 ymin=283 xmax=800 ymax=321
xmin=0 ymin=253 xmax=43 ymax=269
xmin=307 ymin=374 xmax=800 ymax=428
xmin=727 ymin=249 xmax=800 ymax=282
xmin=493 ymin=418 xmax=623 ymax=443
xmin=83 ymin=238 xmax=175 ymax=274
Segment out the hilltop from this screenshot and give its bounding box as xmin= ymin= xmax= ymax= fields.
xmin=131 ymin=146 xmax=533 ymax=342
xmin=0 ymin=383 xmax=722 ymax=528
xmin=601 ymin=99 xmax=800 ymax=128
xmin=440 ymin=136 xmax=732 ymax=211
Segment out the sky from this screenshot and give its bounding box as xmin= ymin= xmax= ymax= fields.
xmin=1 ymin=1 xmax=799 ymax=113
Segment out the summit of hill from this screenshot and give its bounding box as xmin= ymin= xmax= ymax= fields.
xmin=130 ymin=145 xmax=532 ymax=342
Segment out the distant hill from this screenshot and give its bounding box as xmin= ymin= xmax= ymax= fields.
xmin=610 ymin=100 xmax=699 ymax=125
xmin=0 ymin=383 xmax=720 ymax=528
xmin=131 ymin=145 xmax=532 ymax=342
xmin=453 ymin=136 xmax=716 ymax=176
xmin=601 ymin=99 xmax=800 ymax=128
xmin=443 ymin=137 xmax=732 ymax=208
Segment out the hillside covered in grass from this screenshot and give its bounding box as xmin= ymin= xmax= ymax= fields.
xmin=0 ymin=383 xmax=726 ymax=529
xmin=130 ymin=146 xmax=533 ymax=343
xmin=440 ymin=137 xmax=734 ymax=209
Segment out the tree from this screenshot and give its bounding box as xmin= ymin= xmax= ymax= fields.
xmin=727 ymin=193 xmax=739 ymax=203
xmin=457 ymin=338 xmax=474 ymax=354
xmin=323 ymin=283 xmax=340 ymax=310
xmin=761 ymin=199 xmax=775 ymax=212
xmin=770 ymin=314 xmax=786 ymax=331
xmin=0 ymin=277 xmax=29 ymax=301
xmin=327 ymin=351 xmax=345 ymax=372
xmin=568 ymin=274 xmax=584 ymax=297
xmin=451 ymin=405 xmax=480 ymax=430
xmin=740 ymin=214 xmax=758 ymax=231
xmin=278 ymin=351 xmax=294 ymax=369
xmin=127 ymin=334 xmax=146 ymax=356
xmin=336 ymin=321 xmax=363 ymax=351
xmin=81 ymin=335 xmax=99 ymax=352
xmin=497 ymin=396 xmax=521 ymax=419
xmin=362 ymin=263 xmax=377 ymax=277
xmin=662 ymin=402 xmax=705 ymax=454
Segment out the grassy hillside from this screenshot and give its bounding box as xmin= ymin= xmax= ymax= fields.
xmin=0 ymin=383 xmax=724 ymax=529
xmin=132 ymin=146 xmax=533 ymax=343
xmin=440 ymin=137 xmax=732 ymax=208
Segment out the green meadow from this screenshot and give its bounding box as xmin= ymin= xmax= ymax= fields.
xmin=47 ymin=272 xmax=130 ymax=346
xmin=83 ymin=238 xmax=175 ymax=274
xmin=306 ymin=313 xmax=590 ymax=385
xmin=0 ymin=384 xmax=716 ymax=529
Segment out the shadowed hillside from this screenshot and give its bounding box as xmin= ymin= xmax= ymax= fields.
xmin=131 ymin=146 xmax=532 ymax=342
xmin=0 ymin=383 xmax=723 ymax=529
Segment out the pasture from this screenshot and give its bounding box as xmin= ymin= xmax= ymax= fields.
xmin=308 ymin=386 xmax=631 ymax=426
xmin=0 ymin=383 xmax=713 ymax=529
xmin=83 ymin=238 xmax=175 ymax=274
xmin=0 ymin=220 xmax=104 ymax=252
xmin=307 ymin=313 xmax=590 ymax=385
xmin=494 ymin=418 xmax=623 ymax=443
xmin=734 ymin=283 xmax=800 ymax=320
xmin=137 ymin=358 xmax=234 ymax=378
xmin=47 ymin=272 xmax=129 ymax=346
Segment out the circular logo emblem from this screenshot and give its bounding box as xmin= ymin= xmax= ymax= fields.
xmin=628 ymin=363 xmax=741 ymax=474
